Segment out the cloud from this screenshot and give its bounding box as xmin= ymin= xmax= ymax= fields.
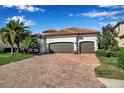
xmin=99 ymin=21 xmax=117 ymax=26
xmin=3 ymin=5 xmax=14 ymax=8
xmin=110 ymin=21 xmax=117 ymax=25
xmin=98 ymin=5 xmax=116 ymax=8
xmin=98 ymin=5 xmax=124 ymax=9
xmin=98 ymin=17 xmax=104 ymax=21
xmin=3 ymin=5 xmax=46 ymax=12
xmin=69 ymin=14 xmax=74 ymax=17
xmin=6 ymin=16 xmax=36 ymax=26
xmin=83 ymin=11 xmax=123 ymax=18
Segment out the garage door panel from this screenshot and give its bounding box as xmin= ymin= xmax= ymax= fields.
xmin=80 ymin=41 xmax=94 ymax=53
xmin=49 ymin=42 xmax=73 ymax=53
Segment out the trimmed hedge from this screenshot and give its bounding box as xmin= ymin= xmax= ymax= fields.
xmin=96 ymin=48 xmax=124 ymax=57
xmin=96 ymin=49 xmax=106 ymax=57
xmin=96 ymin=49 xmax=114 ymax=57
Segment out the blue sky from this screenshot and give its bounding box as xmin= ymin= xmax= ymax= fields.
xmin=0 ymin=5 xmax=124 ymax=34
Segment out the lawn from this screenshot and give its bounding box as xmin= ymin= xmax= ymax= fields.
xmin=95 ymin=49 xmax=124 ymax=80
xmin=0 ymin=53 xmax=32 ymax=66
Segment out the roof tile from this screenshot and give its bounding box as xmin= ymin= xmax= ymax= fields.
xmin=44 ymin=27 xmax=98 ymax=37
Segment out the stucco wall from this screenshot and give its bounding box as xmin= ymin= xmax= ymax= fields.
xmin=46 ymin=35 xmax=76 ymax=44
xmin=115 ymin=24 xmax=124 ymax=47
xmin=44 ymin=34 xmax=98 ymax=53
xmin=119 ymin=24 xmax=124 ymax=36
xmin=37 ymin=38 xmax=47 ymax=52
xmin=115 ymin=24 xmax=124 ymax=36
xmin=115 ymin=37 xmax=124 ymax=47
xmin=45 ymin=35 xmax=76 ymax=52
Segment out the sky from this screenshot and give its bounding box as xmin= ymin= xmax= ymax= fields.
xmin=0 ymin=5 xmax=124 ymax=34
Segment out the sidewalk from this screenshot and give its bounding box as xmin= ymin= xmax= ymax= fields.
xmin=97 ymin=77 xmax=124 ymax=88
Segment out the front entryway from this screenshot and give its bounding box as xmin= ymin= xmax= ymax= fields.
xmin=80 ymin=41 xmax=94 ymax=53
xmin=49 ymin=42 xmax=74 ymax=53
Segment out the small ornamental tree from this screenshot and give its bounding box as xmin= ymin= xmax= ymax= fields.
xmin=98 ymin=24 xmax=118 ymax=51
xmin=97 ymin=24 xmax=118 ymax=57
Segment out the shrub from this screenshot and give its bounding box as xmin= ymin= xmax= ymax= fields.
xmin=114 ymin=47 xmax=124 ymax=57
xmin=118 ymin=47 xmax=124 ymax=51
xmin=117 ymin=51 xmax=124 ymax=69
xmin=105 ymin=49 xmax=114 ymax=57
xmin=110 ymin=47 xmax=119 ymax=52
xmin=96 ymin=49 xmax=115 ymax=57
xmin=96 ymin=49 xmax=106 ymax=57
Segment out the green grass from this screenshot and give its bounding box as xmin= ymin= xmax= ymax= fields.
xmin=95 ymin=49 xmax=124 ymax=80
xmin=98 ymin=56 xmax=118 ymax=66
xmin=0 ymin=53 xmax=32 ymax=66
xmin=95 ymin=64 xmax=124 ymax=80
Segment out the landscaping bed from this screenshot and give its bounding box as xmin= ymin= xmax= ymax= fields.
xmin=95 ymin=48 xmax=124 ymax=80
xmin=0 ymin=53 xmax=32 ymax=66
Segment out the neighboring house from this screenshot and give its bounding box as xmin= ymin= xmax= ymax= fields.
xmin=114 ymin=21 xmax=124 ymax=47
xmin=0 ymin=40 xmax=10 ymax=49
xmin=0 ymin=40 xmax=17 ymax=49
xmin=34 ymin=27 xmax=98 ymax=53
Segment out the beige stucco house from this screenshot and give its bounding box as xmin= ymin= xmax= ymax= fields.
xmin=114 ymin=21 xmax=124 ymax=47
xmin=33 ymin=27 xmax=98 ymax=53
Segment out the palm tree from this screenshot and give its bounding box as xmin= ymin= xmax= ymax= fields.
xmin=0 ymin=27 xmax=16 ymax=55
xmin=6 ymin=20 xmax=30 ymax=53
xmin=20 ymin=36 xmax=40 ymax=54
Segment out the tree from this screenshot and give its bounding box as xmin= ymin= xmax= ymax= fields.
xmin=6 ymin=20 xmax=30 ymax=53
xmin=0 ymin=27 xmax=16 ymax=55
xmin=99 ymin=24 xmax=118 ymax=50
xmin=30 ymin=37 xmax=40 ymax=53
xmin=20 ymin=36 xmax=40 ymax=54
xmin=97 ymin=32 xmax=103 ymax=49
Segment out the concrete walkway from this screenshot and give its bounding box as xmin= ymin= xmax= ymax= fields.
xmin=97 ymin=78 xmax=124 ymax=88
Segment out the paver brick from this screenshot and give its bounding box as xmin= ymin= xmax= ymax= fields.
xmin=0 ymin=54 xmax=105 ymax=88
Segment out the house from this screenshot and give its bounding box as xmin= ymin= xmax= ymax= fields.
xmin=114 ymin=21 xmax=124 ymax=47
xmin=0 ymin=40 xmax=10 ymax=49
xmin=35 ymin=27 xmax=98 ymax=53
xmin=0 ymin=39 xmax=17 ymax=51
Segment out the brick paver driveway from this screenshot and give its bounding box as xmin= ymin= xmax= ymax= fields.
xmin=0 ymin=54 xmax=105 ymax=88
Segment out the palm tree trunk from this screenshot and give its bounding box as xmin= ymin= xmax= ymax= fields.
xmin=10 ymin=44 xmax=14 ymax=55
xmin=16 ymin=43 xmax=20 ymax=53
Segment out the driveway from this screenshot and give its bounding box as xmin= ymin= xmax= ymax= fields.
xmin=0 ymin=54 xmax=105 ymax=88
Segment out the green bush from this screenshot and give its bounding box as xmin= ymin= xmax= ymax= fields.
xmin=0 ymin=48 xmax=4 ymax=53
xmin=96 ymin=49 xmax=114 ymax=57
xmin=117 ymin=51 xmax=124 ymax=69
xmin=106 ymin=49 xmax=114 ymax=57
xmin=110 ymin=47 xmax=119 ymax=52
xmin=96 ymin=49 xmax=106 ymax=57
xmin=118 ymin=47 xmax=124 ymax=51
xmin=114 ymin=47 xmax=124 ymax=57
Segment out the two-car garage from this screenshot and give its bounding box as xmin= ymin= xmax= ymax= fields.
xmin=49 ymin=41 xmax=95 ymax=53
